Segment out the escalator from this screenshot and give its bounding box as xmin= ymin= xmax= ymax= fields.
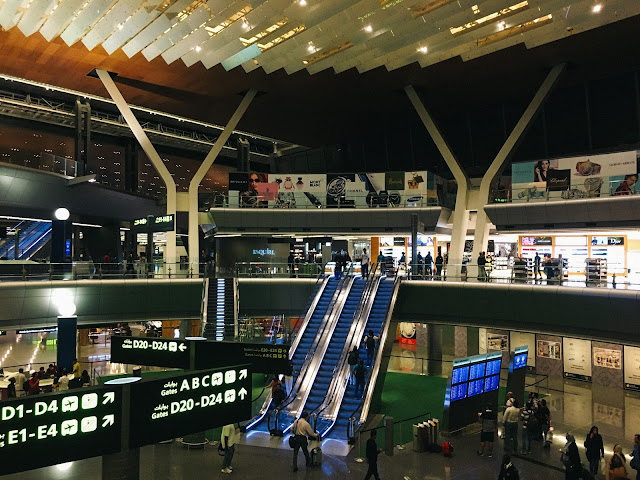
xmin=301 ymin=277 xmax=366 ymax=416
xmin=203 ymin=278 xmax=236 ymax=341
xmin=0 ymin=220 xmax=51 ymax=260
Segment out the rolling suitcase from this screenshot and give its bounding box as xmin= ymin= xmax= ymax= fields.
xmin=310 ymin=446 xmax=322 ymax=466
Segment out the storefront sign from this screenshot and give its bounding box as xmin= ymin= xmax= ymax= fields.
xmin=16 ymin=327 xmax=57 ymax=334
xmin=111 ymin=336 xmax=191 ymax=369
xmin=563 ymin=337 xmax=592 ymax=381
xmin=194 ymin=342 xmax=290 ymax=374
xmin=129 ymin=366 xmax=251 ymax=447
xmin=624 ymin=345 xmax=640 ymax=391
xmin=0 ymin=388 xmax=121 ymax=474
xmin=130 ymin=214 xmax=175 ymax=232
xmin=521 ymin=237 xmax=552 ymax=246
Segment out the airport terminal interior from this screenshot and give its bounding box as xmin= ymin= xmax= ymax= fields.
xmin=1 ymin=0 xmax=640 ymax=479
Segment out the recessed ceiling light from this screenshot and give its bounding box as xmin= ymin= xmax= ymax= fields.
xmin=117 ymin=23 xmax=124 ymax=30
xmin=298 ymin=0 xmax=307 ymax=5
xmin=497 ymin=21 xmax=506 ymax=30
xmin=364 ymin=24 xmax=373 ymax=32
xmin=418 ymin=46 xmax=428 ymax=53
xmin=592 ymin=3 xmax=602 ymax=12
xmin=242 ymin=19 xmax=249 ymax=28
xmin=307 ymin=42 xmax=315 ymax=52
xmin=195 ymin=45 xmax=202 ymax=52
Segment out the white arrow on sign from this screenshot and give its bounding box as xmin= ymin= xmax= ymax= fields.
xmin=179 ymin=343 xmax=187 ymax=352
xmin=103 ymin=392 xmax=115 ymax=405
xmin=102 ymin=414 xmax=115 ymax=427
xmin=238 ymin=388 xmax=247 ymax=400
xmin=239 ymin=369 xmax=248 ymax=380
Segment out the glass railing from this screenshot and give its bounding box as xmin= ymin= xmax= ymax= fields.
xmin=235 ymin=262 xmax=325 ymax=278
xmin=200 ymin=191 xmax=444 ymax=210
xmin=490 ymin=178 xmax=639 ymax=204
xmin=2 ymin=153 xmax=87 ymax=177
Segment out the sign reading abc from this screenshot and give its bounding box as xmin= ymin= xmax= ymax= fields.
xmin=111 ymin=336 xmax=191 ymax=369
xmin=0 ymin=388 xmax=121 ymax=474
xmin=129 ymin=365 xmax=251 ymax=447
xmin=194 ymin=342 xmax=291 ymax=374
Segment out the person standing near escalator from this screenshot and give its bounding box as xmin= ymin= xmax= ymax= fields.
xmin=361 ymin=248 xmax=370 ymax=279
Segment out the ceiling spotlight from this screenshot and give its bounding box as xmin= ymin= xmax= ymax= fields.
xmin=307 ymin=42 xmax=315 ymax=52
xmin=298 ymin=0 xmax=307 ymax=5
xmin=497 ymin=21 xmax=506 ymax=30
xmin=592 ymin=3 xmax=602 ymax=12
xmin=364 ymin=24 xmax=373 ymax=32
xmin=117 ymin=23 xmax=124 ymax=30
xmin=195 ymin=45 xmax=202 ymax=52
xmin=241 ymin=19 xmax=249 ymax=28
xmin=418 ymin=46 xmax=428 ymax=53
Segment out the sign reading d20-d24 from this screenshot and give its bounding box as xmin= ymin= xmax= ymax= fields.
xmin=111 ymin=336 xmax=191 ymax=369
xmin=0 ymin=388 xmax=121 ymax=475
xmin=129 ymin=365 xmax=252 ymax=447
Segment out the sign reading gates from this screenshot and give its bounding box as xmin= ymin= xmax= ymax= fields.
xmin=194 ymin=342 xmax=291 ymax=374
xmin=129 ymin=366 xmax=251 ymax=447
xmin=111 ymin=336 xmax=191 ymax=369
xmin=130 ymin=214 xmax=175 ymax=232
xmin=0 ymin=387 xmax=121 ymax=475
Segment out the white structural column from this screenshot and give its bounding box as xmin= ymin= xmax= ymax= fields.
xmin=471 ymin=63 xmax=566 ymax=266
xmin=187 ymin=89 xmax=257 ymax=266
xmin=405 ymin=85 xmax=470 ymax=278
xmin=96 ymin=69 xmax=178 ymax=264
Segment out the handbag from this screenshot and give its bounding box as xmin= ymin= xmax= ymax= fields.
xmin=610 ymin=465 xmax=627 ymax=479
xmin=560 ymin=452 xmax=570 ymax=467
xmin=288 ymin=435 xmax=298 ymax=448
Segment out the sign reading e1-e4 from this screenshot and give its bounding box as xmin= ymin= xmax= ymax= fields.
xmin=111 ymin=336 xmax=191 ymax=369
xmin=130 ymin=214 xmax=174 ymax=233
xmin=129 ymin=365 xmax=251 ymax=447
xmin=0 ymin=388 xmax=121 ymax=475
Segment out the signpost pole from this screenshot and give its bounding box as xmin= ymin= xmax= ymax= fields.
xmin=146 ymin=215 xmax=153 ymax=277
xmin=57 ymin=315 xmax=77 ymax=373
xmin=103 ymin=383 xmax=140 ymax=480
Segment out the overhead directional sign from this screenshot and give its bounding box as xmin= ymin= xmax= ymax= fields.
xmin=130 ymin=214 xmax=174 ymax=232
xmin=0 ymin=387 xmax=121 ymax=475
xmin=194 ymin=342 xmax=291 ymax=374
xmin=111 ymin=336 xmax=192 ymax=369
xmin=129 ymin=365 xmax=251 ymax=447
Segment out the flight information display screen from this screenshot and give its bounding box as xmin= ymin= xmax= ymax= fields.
xmin=451 ymin=366 xmax=469 ymax=385
xmin=448 ymin=353 xmax=502 ymax=402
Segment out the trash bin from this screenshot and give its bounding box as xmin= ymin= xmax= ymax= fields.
xmin=132 ymin=366 xmax=142 ymax=377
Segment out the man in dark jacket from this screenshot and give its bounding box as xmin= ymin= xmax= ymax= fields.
xmin=355 ymin=360 xmax=366 ymax=397
xmin=365 ymin=429 xmax=382 ymax=480
xmin=584 ymin=426 xmax=604 ymax=476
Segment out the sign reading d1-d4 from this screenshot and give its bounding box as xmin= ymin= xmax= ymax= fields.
xmin=129 ymin=365 xmax=251 ymax=447
xmin=111 ymin=336 xmax=191 ymax=369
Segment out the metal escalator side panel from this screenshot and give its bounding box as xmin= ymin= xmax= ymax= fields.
xmin=289 ymin=275 xmax=329 ymax=358
xmin=359 ymin=277 xmax=401 ymax=423
xmin=200 ymin=277 xmax=209 ymax=336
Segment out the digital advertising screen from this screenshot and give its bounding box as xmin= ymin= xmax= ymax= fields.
xmin=469 ymin=362 xmax=486 ymax=380
xmin=468 ymin=379 xmax=484 ymax=397
xmin=484 ymin=375 xmax=500 ymax=392
xmin=514 ymin=353 xmax=528 ymax=370
xmin=451 ymin=366 xmax=469 ymax=385
xmin=129 ymin=365 xmax=252 ymax=448
xmin=0 ymin=387 xmax=122 ymax=475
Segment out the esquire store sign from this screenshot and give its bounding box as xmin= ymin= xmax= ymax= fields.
xmin=129 ymin=366 xmax=251 ymax=447
xmin=0 ymin=388 xmax=122 ymax=475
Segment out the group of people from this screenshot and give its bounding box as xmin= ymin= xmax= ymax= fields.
xmin=334 ymin=249 xmax=352 ymax=279
xmin=347 ymin=330 xmax=378 ymax=397
xmin=4 ymin=359 xmax=87 ymax=399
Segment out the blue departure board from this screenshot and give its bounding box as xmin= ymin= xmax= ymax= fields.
xmin=468 ymin=379 xmax=484 ymax=397
xmin=469 ymin=362 xmax=486 ymax=380
xmin=514 ymin=353 xmax=527 ymax=370
xmin=486 ymin=359 xmax=501 ymax=376
xmin=451 ymin=366 xmax=469 ymax=385
xmin=450 ymin=383 xmax=467 ymax=401
xmin=484 ymin=375 xmax=500 ymax=392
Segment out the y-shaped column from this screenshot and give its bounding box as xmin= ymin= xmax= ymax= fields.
xmin=406 ymin=85 xmax=470 ymax=278
xmin=471 ymin=64 xmax=566 ymax=268
xmin=187 ymin=89 xmax=257 ymax=267
xmin=96 ymin=69 xmax=178 ymax=264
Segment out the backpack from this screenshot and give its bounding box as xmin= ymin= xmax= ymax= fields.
xmin=355 ymin=365 xmax=365 ymax=381
xmin=23 ymin=380 xmax=30 ymax=392
xmin=442 ymin=442 xmax=453 ymax=457
xmin=630 ymin=456 xmax=638 ymax=470
xmin=366 ymin=336 xmax=375 ymax=350
xmin=348 ymin=351 xmax=358 ymax=366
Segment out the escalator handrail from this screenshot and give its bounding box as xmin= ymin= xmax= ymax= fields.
xmin=288 ymin=273 xmax=328 ymax=354
xmin=310 ymin=264 xmax=380 ymax=419
xmin=277 ymin=265 xmax=354 ymax=415
xmin=346 ymin=275 xmax=402 ymax=427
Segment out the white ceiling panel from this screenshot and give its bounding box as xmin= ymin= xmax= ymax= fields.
xmin=0 ymin=0 xmax=28 ymax=31
xmin=81 ymin=0 xmax=146 ymax=51
xmin=161 ymin=26 xmax=210 ymax=64
xmin=39 ymin=0 xmax=86 ymax=41
xmin=17 ymin=0 xmax=57 ymax=37
xmin=60 ymin=0 xmax=117 ymax=46
xmin=102 ymin=4 xmax=160 ymax=55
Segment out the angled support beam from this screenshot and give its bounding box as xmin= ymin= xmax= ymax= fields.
xmin=471 ymin=63 xmax=566 ymax=267
xmin=405 ymin=85 xmax=470 ymax=277
xmin=188 ymin=89 xmax=257 ymax=266
xmin=96 ymin=69 xmax=178 ymax=264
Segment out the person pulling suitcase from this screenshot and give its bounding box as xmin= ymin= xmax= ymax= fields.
xmin=291 ymin=412 xmax=320 ymax=472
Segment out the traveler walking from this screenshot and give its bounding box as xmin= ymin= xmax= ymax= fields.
xmin=416 ymin=252 xmax=424 ymax=277
xmin=478 ymin=404 xmax=498 ymax=457
xmin=520 ymin=403 xmax=535 ymax=454
xmin=498 ymin=454 xmax=520 ymax=480
xmin=377 ymin=252 xmax=385 ymax=275
xmin=560 ymin=433 xmax=581 ymax=480
xmin=335 ymin=250 xmax=344 ymax=279
xmin=607 ymin=444 xmax=628 ymax=479
xmin=630 ymin=434 xmax=639 ymax=480
xmin=364 ymin=429 xmax=382 ymax=480
xmin=221 ymin=423 xmax=238 ymax=474
xmin=536 ymin=399 xmax=551 ymax=446
xmin=534 ymin=252 xmax=541 ymax=280
xmin=27 ymin=372 xmax=39 ymax=395
xmin=435 ymin=252 xmax=444 ymax=280
xmin=15 ymin=368 xmax=26 ymax=397
xmin=361 ymin=248 xmax=370 ymax=279
xmin=347 ymin=346 xmax=359 ymax=385
xmin=399 ymin=252 xmax=406 ymax=272
xmin=73 ymin=358 xmax=81 ymax=378
xmin=272 ymin=383 xmax=285 ymax=409
xmin=425 ymin=252 xmax=433 ymax=277
xmin=365 ymin=330 xmax=376 ymax=365
xmin=478 ymin=251 xmax=487 ymax=281
xmin=354 ymin=360 xmax=366 ymax=397
xmin=292 ymin=412 xmax=319 ymax=472
xmin=7 ymin=377 xmax=16 ymax=398
xmin=503 ymin=403 xmax=520 ymax=453
xmin=584 ymin=426 xmax=604 ymax=476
